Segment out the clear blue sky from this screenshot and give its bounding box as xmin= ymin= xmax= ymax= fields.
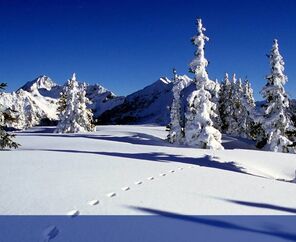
xmin=0 ymin=0 xmax=295 ymax=100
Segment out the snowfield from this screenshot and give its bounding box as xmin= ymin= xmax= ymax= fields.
xmin=0 ymin=125 xmax=296 ymax=216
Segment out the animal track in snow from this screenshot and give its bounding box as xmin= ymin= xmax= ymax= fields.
xmin=169 ymin=170 xmax=175 ymax=173
xmin=107 ymin=192 xmax=116 ymax=198
xmin=135 ymin=181 xmax=143 ymax=185
xmin=178 ymin=167 xmax=184 ymax=170
xmin=67 ymin=210 xmax=79 ymax=217
xmin=121 ymin=187 xmax=130 ymax=191
xmin=147 ymin=177 xmax=154 ymax=180
xmin=159 ymin=173 xmax=166 ymax=176
xmin=88 ymin=200 xmax=99 ymax=206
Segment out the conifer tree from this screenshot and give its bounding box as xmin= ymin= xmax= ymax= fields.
xmin=228 ymin=77 xmax=245 ymax=136
xmin=212 ymin=79 xmax=222 ymax=130
xmin=241 ymin=79 xmax=256 ymax=139
xmin=257 ymin=39 xmax=295 ymax=153
xmin=55 ymin=73 xmax=95 ymax=133
xmin=185 ymin=18 xmax=223 ymax=150
xmin=0 ymin=83 xmax=19 ymax=149
xmin=24 ymin=96 xmax=39 ymax=128
xmin=219 ymin=74 xmax=256 ymax=138
xmin=57 ymin=87 xmax=67 ymax=114
xmin=218 ymin=73 xmax=233 ymax=132
xmin=168 ymin=68 xmax=184 ymax=144
xmin=77 ymin=83 xmax=95 ymax=132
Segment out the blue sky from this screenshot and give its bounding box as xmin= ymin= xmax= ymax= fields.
xmin=0 ymin=0 xmax=295 ymax=100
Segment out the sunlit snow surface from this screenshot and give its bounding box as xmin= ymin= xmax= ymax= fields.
xmin=0 ymin=125 xmax=296 ymax=215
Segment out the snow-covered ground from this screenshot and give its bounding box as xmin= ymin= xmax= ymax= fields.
xmin=0 ymin=125 xmax=296 ymax=216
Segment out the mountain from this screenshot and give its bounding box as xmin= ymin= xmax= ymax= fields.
xmin=19 ymin=75 xmax=63 ymax=99
xmin=0 ymin=75 xmax=124 ymax=129
xmin=0 ymin=83 xmax=59 ymax=129
xmin=97 ymin=75 xmax=193 ymax=125
xmin=86 ymin=84 xmax=124 ymax=118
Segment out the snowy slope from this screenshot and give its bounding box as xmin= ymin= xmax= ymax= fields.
xmin=0 ymin=125 xmax=295 ymax=216
xmin=0 ymin=89 xmax=58 ymax=126
xmin=98 ymin=75 xmax=193 ymax=125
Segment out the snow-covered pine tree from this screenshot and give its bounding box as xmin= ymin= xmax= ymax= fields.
xmin=257 ymin=39 xmax=295 ymax=153
xmin=232 ymin=78 xmax=255 ymax=137
xmin=222 ymin=73 xmax=240 ymax=136
xmin=218 ymin=73 xmax=233 ymax=132
xmin=57 ymin=87 xmax=67 ymax=115
xmin=242 ymin=79 xmax=256 ymax=139
xmin=168 ymin=68 xmax=184 ymax=144
xmin=13 ymin=98 xmax=26 ymax=129
xmin=185 ymin=18 xmax=223 ymax=150
xmin=244 ymin=79 xmax=256 ymax=109
xmin=55 ymin=73 xmax=95 ymax=133
xmin=23 ymin=96 xmax=39 ymax=128
xmin=288 ymin=100 xmax=296 ymax=142
xmin=222 ymin=75 xmax=256 ymax=139
xmin=55 ymin=76 xmax=76 ymax=133
xmin=0 ymin=83 xmax=19 ymax=149
xmin=77 ymin=83 xmax=95 ymax=132
xmin=212 ymin=79 xmax=222 ymax=130
xmin=2 ymin=104 xmax=21 ymax=129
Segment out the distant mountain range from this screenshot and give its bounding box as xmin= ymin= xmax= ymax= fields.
xmin=0 ymin=74 xmax=194 ymax=127
xmin=98 ymin=75 xmax=193 ymax=125
xmin=2 ymin=75 xmax=294 ymax=128
xmin=0 ymin=75 xmax=124 ymax=127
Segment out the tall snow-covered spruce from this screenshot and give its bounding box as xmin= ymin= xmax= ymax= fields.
xmin=77 ymin=82 xmax=95 ymax=132
xmin=55 ymin=73 xmax=95 ymax=133
xmin=184 ymin=19 xmax=223 ymax=150
xmin=168 ymin=68 xmax=184 ymax=144
xmin=218 ymin=73 xmax=233 ymax=133
xmin=241 ymin=79 xmax=256 ymax=139
xmin=219 ymin=73 xmax=255 ymax=139
xmin=257 ymin=39 xmax=295 ymax=153
xmin=0 ymin=83 xmax=19 ymax=149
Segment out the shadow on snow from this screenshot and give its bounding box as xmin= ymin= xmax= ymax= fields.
xmin=19 ymin=129 xmax=257 ymax=150
xmin=27 ymin=148 xmax=250 ymax=176
xmin=220 ymin=199 xmax=296 ymax=215
xmin=129 ymin=207 xmax=296 ymax=242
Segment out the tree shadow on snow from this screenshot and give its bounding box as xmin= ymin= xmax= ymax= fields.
xmin=219 ymin=199 xmax=296 ymax=215
xmin=18 ymin=127 xmax=56 ymax=134
xmin=19 ymin=131 xmax=176 ymax=147
xmin=128 ymin=207 xmax=296 ymax=242
xmin=33 ymin=148 xmax=250 ymax=176
xmin=222 ymin=135 xmax=257 ymax=150
xmin=20 ymin=131 xmax=257 ymax=150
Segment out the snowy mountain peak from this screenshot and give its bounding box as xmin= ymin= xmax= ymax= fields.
xmin=97 ymin=75 xmax=194 ymax=125
xmin=20 ymin=75 xmax=57 ymax=93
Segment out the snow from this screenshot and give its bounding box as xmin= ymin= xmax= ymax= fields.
xmin=0 ymin=125 xmax=296 ymax=216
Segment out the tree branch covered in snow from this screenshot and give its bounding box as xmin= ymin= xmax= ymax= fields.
xmin=0 ymin=83 xmax=19 ymax=149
